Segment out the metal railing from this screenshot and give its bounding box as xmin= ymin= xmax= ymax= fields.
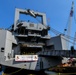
xmin=39 ymin=50 xmax=76 ymax=58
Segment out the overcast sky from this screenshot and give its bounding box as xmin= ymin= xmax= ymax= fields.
xmin=0 ymin=0 xmax=76 ymax=45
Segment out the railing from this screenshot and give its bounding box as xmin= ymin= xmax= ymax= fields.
xmin=39 ymin=50 xmax=76 ymax=58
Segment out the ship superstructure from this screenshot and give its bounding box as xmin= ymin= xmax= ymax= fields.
xmin=0 ymin=8 xmax=73 ymax=73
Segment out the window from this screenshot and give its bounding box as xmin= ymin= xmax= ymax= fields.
xmin=1 ymin=47 xmax=4 ymax=52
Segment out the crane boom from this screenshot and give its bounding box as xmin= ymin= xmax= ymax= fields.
xmin=66 ymin=1 xmax=74 ymax=49
xmin=67 ymin=1 xmax=74 ymax=36
xmin=73 ymin=32 xmax=76 ymax=47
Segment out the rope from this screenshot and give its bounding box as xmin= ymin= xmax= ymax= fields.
xmin=2 ymin=68 xmax=23 ymax=75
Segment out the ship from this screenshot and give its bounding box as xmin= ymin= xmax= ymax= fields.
xmin=0 ymin=2 xmax=76 ymax=75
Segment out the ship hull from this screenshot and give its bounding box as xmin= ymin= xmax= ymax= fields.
xmin=2 ymin=66 xmax=47 ymax=75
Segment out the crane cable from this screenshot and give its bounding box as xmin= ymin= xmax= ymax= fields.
xmin=35 ymin=17 xmax=76 ymax=45
xmin=26 ymin=2 xmax=76 ymax=46
xmin=50 ymin=27 xmax=76 ymax=45
xmin=6 ymin=7 xmax=76 ymax=45
xmin=2 ymin=68 xmax=24 ymax=75
xmin=34 ymin=14 xmax=76 ymax=45
xmin=63 ymin=14 xmax=70 ymax=34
